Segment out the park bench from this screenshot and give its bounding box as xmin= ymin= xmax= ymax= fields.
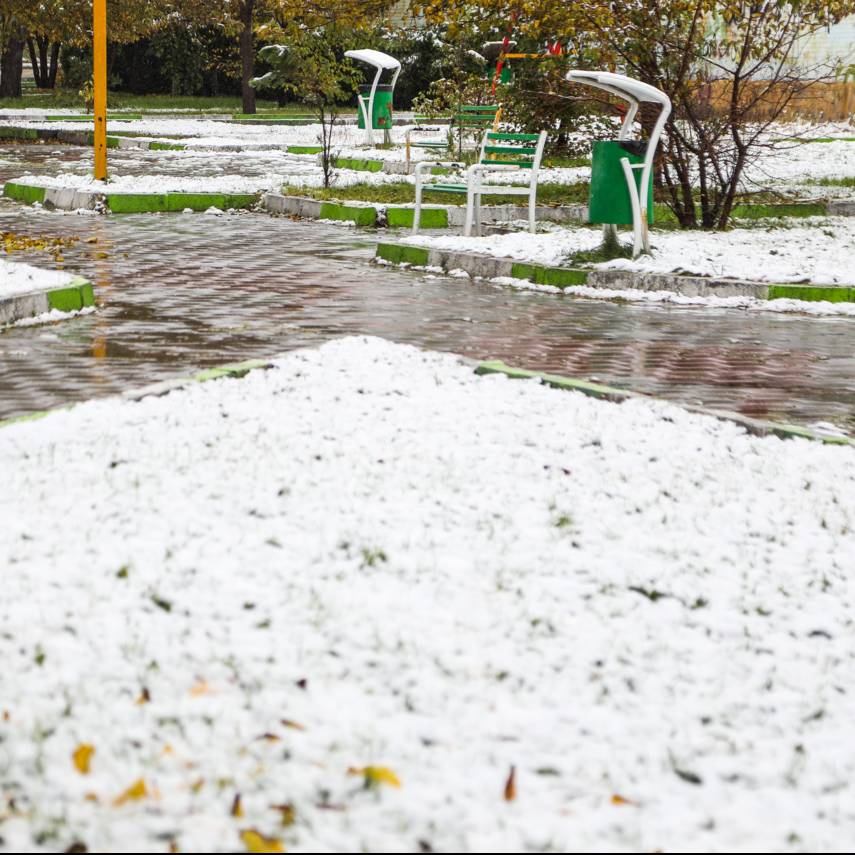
xmin=405 ymin=104 xmax=502 ymax=164
xmin=412 ymin=129 xmax=548 ymax=236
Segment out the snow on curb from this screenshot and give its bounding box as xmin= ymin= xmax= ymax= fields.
xmin=1 ymin=336 xmax=854 ymax=853
xmin=402 ymin=217 xmax=855 ymax=286
xmin=374 ymin=241 xmax=855 ymax=306
xmin=0 ymin=258 xmax=95 ymax=326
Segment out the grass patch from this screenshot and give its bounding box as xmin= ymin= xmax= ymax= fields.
xmin=805 ymin=176 xmax=855 ymax=188
xmin=0 ymin=91 xmax=283 ymax=113
xmin=283 ymin=181 xmax=589 ymax=207
xmin=567 ymin=229 xmax=634 ymax=264
xmin=543 ymin=155 xmax=591 ymax=169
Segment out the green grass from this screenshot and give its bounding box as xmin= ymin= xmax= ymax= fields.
xmin=283 ymin=181 xmax=589 ymax=207
xmin=0 ymin=91 xmax=283 ymax=113
xmin=805 ymin=176 xmax=855 ymax=188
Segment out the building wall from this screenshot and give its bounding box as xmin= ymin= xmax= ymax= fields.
xmin=796 ymin=16 xmax=855 ymax=70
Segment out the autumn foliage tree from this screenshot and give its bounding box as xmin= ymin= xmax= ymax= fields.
xmin=414 ymin=0 xmax=855 ymax=229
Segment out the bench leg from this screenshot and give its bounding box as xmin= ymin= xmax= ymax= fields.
xmin=474 ymin=194 xmax=482 ymax=237
xmin=529 ymin=191 xmax=536 ymax=234
xmin=464 ymin=192 xmax=474 ymax=237
xmin=413 ymin=179 xmax=423 ymax=235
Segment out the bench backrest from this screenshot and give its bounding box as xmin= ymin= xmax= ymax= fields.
xmin=477 ymin=130 xmax=548 ymax=177
xmin=455 ymin=104 xmax=502 ymax=131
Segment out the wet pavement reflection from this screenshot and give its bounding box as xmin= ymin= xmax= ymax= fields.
xmin=1 ymin=145 xmax=854 ymax=435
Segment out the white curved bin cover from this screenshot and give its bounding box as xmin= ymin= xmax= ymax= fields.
xmin=566 ymin=70 xmax=669 ymax=105
xmin=344 ymin=49 xmax=401 ymax=72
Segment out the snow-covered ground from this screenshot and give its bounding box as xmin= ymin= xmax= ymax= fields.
xmin=2 ymin=336 xmax=855 ymax=853
xmin=0 ymin=256 xmax=79 ymax=300
xmin=406 ymin=216 xmax=855 ymax=286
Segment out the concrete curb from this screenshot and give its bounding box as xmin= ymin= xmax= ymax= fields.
xmin=0 ymin=124 xmax=325 ymax=156
xmin=0 ymin=358 xmax=273 ymax=430
xmin=262 ymin=193 xmax=587 ymax=228
xmin=373 ymin=241 xmax=855 ymax=303
xmin=3 ymin=181 xmax=260 ymax=213
xmin=0 ymin=275 xmax=96 ymax=327
xmin=475 ymin=360 xmax=854 ymax=446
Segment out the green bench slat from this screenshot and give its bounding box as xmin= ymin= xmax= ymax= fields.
xmin=458 ymin=105 xmax=500 ymax=112
xmin=484 ymin=145 xmax=536 ymax=154
xmin=425 ymin=184 xmax=468 ymax=193
xmin=410 ymin=141 xmax=448 ymax=148
xmin=480 ymin=159 xmax=533 ymax=168
xmin=488 ymin=132 xmax=539 ymax=141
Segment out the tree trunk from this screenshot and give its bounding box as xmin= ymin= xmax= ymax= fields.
xmin=0 ymin=28 xmax=25 ymax=99
xmin=240 ymin=1 xmax=256 ymax=115
xmin=27 ymin=35 xmax=61 ymax=90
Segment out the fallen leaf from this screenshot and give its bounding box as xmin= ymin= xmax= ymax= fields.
xmin=611 ymin=793 xmax=634 ymax=805
xmin=113 ymin=778 xmax=148 ymax=806
xmin=348 ymin=765 xmax=401 ymax=789
xmin=280 ymin=719 xmax=305 ymax=731
xmin=190 ymin=681 xmax=212 ymax=697
xmin=231 ymin=793 xmax=244 ymax=817
xmin=72 ymin=744 xmax=95 ymax=775
xmin=136 ymin=687 xmax=151 ymax=705
xmin=503 ymin=765 xmax=516 ymax=801
xmin=256 ymin=732 xmax=280 ymax=742
xmin=271 ymin=803 xmax=295 ymax=827
xmin=239 ymin=829 xmax=284 ymax=853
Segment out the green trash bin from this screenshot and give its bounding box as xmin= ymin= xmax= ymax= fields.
xmin=589 ymin=140 xmax=654 ymax=225
xmin=357 ymin=84 xmax=394 ymax=130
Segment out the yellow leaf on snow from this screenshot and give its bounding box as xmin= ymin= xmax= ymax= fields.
xmin=348 ymin=765 xmax=401 ymax=788
xmin=231 ymin=793 xmax=244 ymax=817
xmin=503 ymin=766 xmax=517 ymax=802
xmin=190 ymin=681 xmax=212 ymax=697
xmin=73 ymin=743 xmax=95 ymax=774
xmin=114 ymin=778 xmax=148 ymax=806
xmin=611 ymin=793 xmax=635 ymax=806
xmin=240 ymin=829 xmax=284 ymax=853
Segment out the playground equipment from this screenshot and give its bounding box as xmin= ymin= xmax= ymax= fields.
xmin=412 ymin=130 xmax=548 ymax=236
xmin=405 ymin=104 xmax=502 ymax=164
xmin=344 ymin=49 xmax=401 ymax=146
xmin=566 ymin=70 xmax=671 ymax=257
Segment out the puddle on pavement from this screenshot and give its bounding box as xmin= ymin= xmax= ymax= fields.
xmin=1 ymin=144 xmax=854 ymax=436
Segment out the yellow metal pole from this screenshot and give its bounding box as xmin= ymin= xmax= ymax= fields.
xmin=93 ymin=0 xmax=107 ymax=180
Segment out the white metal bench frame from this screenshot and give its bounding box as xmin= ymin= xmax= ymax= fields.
xmin=344 ymin=49 xmax=402 ymax=147
xmin=412 ymin=129 xmax=548 ymax=236
xmin=565 ymin=70 xmax=671 ymax=257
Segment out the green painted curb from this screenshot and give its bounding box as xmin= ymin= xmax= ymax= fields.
xmin=319 ymin=201 xmax=377 ymax=227
xmin=767 ymin=283 xmax=855 ymax=303
xmin=332 ymin=156 xmax=384 ymax=173
xmin=474 ymin=360 xmax=854 ymax=445
xmin=3 ymin=182 xmax=46 ymax=204
xmin=375 ymin=243 xmax=431 ymax=266
xmin=510 ymin=262 xmax=589 ymax=288
xmin=46 ymin=278 xmax=96 ymax=313
xmin=286 ymin=145 xmax=323 ymax=155
xmin=149 ymin=141 xmax=186 ymax=151
xmin=476 ymin=360 xmax=630 ymax=401
xmin=0 ymin=358 xmax=273 ymax=430
xmin=106 ymin=192 xmax=258 ymax=213
xmin=386 ymin=207 xmax=448 ymax=229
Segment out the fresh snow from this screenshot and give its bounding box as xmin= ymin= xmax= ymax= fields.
xmin=0 ymin=256 xmax=78 ymax=300
xmin=406 ymin=216 xmax=855 ymax=286
xmin=1 ymin=336 xmax=855 ymax=853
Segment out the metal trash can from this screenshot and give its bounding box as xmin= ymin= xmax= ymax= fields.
xmin=589 ymin=140 xmax=654 ymax=225
xmin=357 ymin=84 xmax=394 ymax=130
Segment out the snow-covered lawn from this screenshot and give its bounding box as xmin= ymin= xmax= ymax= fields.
xmin=406 ymin=216 xmax=855 ymax=286
xmin=2 ymin=336 xmax=854 ymax=853
xmin=0 ymin=256 xmax=79 ymax=300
